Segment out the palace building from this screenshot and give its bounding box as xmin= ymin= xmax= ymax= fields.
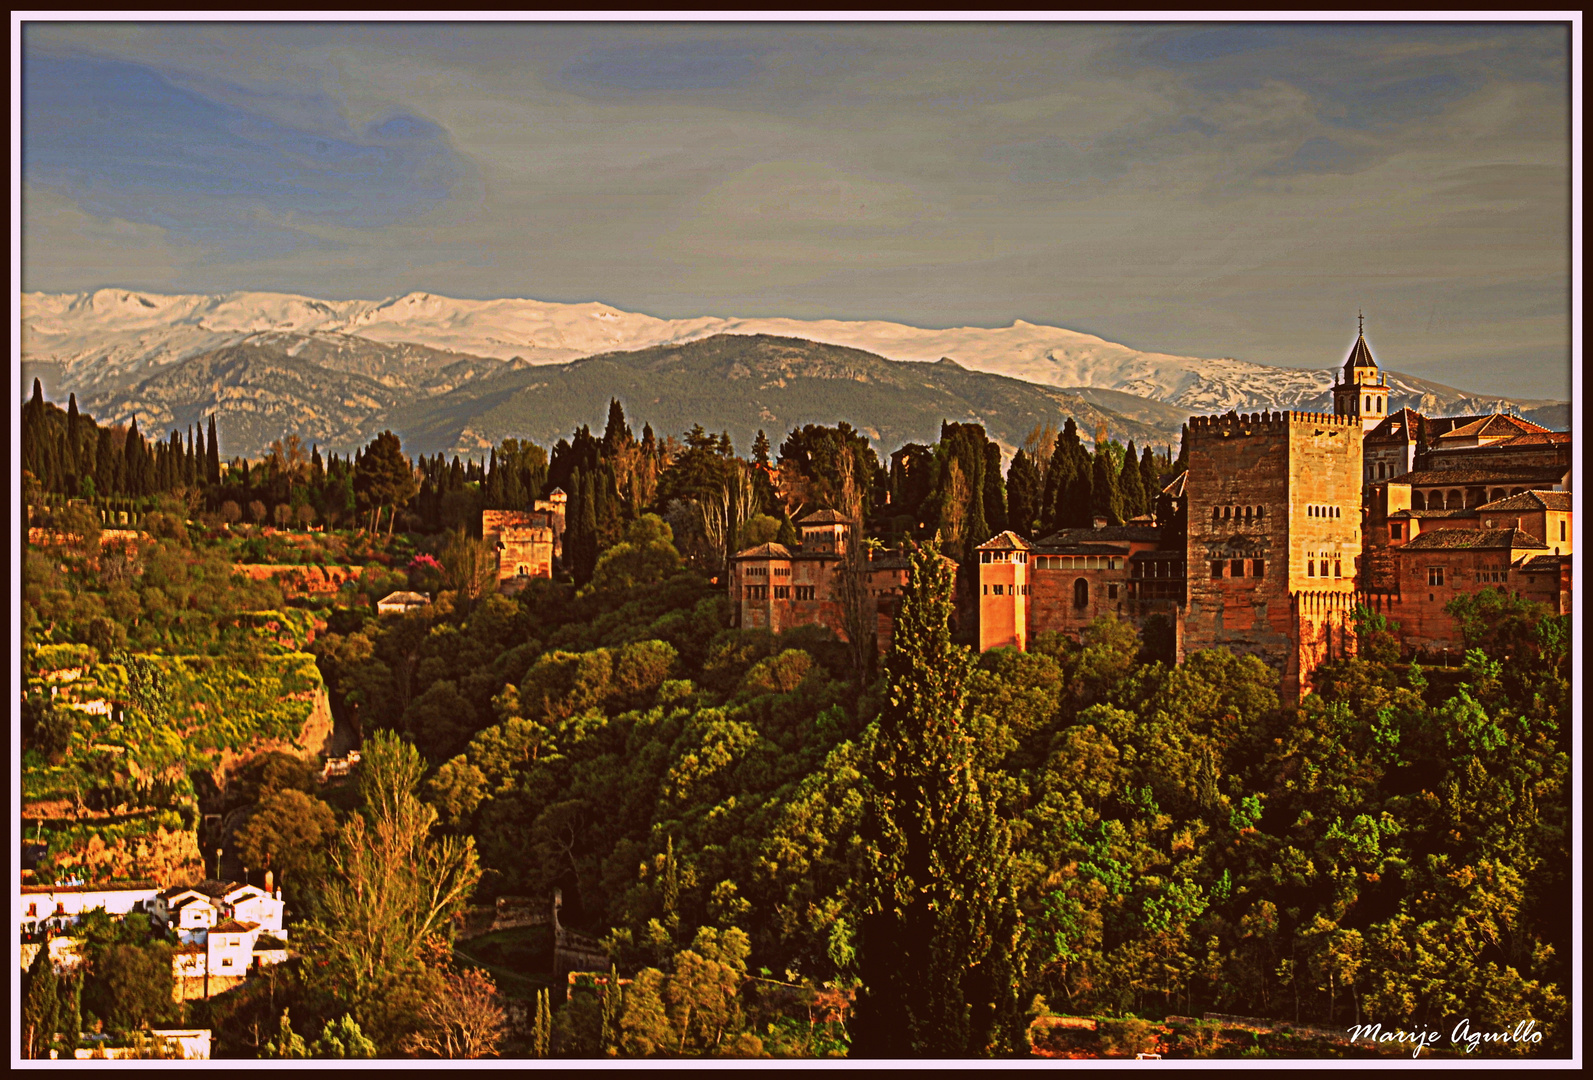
xmin=977 ymin=319 xmax=1572 ymax=699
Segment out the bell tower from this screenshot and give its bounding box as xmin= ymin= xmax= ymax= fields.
xmin=1332 ymin=311 xmax=1390 ymax=431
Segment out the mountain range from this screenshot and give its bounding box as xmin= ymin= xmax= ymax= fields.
xmin=21 ymin=288 xmax=1568 ymax=457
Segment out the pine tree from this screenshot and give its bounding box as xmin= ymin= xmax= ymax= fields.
xmin=752 ymin=429 xmax=772 ymax=467
xmin=854 ymin=543 xmax=1018 ymax=1057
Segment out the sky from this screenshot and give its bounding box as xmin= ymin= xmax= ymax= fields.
xmin=17 ymin=18 xmax=1575 ymax=400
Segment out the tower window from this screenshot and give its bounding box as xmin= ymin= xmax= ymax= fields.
xmin=1212 ymin=507 xmax=1221 ymax=522
xmin=1211 ymin=560 xmax=1224 ymax=579
xmin=1307 ymin=560 xmax=1315 ymax=578
xmin=1223 ymin=506 xmax=1231 ymax=519
xmin=1244 ymin=506 xmax=1252 ymax=522
xmin=1230 ymin=559 xmax=1245 ymax=578
xmin=1365 ymin=396 xmax=1372 ymax=411
xmin=1334 ymin=561 xmax=1342 ymax=577
xmin=1256 ymin=506 xmax=1264 ymax=519
xmin=1561 ymin=521 xmax=1566 ymax=541
xmin=1252 ymin=559 xmax=1265 ymax=579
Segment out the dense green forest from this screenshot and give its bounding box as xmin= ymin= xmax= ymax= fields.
xmin=19 ymin=387 xmax=1571 ymax=1059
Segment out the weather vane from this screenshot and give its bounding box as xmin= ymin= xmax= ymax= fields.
xmin=1358 ymin=309 xmax=1364 ymax=336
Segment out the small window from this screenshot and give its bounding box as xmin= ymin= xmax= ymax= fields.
xmin=222 ymin=958 xmax=233 ymax=968
xmin=1074 ymin=578 xmax=1089 ymax=609
xmin=1428 ymin=567 xmax=1444 ymax=586
xmin=1212 ymin=507 xmax=1221 ymax=521
xmin=1390 ymin=523 xmax=1402 ymax=540
xmin=1252 ymin=559 xmax=1265 ymax=579
xmin=982 ymin=584 xmax=989 ymax=595
xmin=774 ymin=585 xmax=789 ymax=600
xmin=1107 ymin=584 xmax=1119 ymax=600
xmin=993 ymin=584 xmax=1005 ymax=596
xmin=1230 ymin=559 xmax=1245 ymax=578
xmin=1334 ymin=561 xmax=1342 ymax=578
xmin=1211 ymin=560 xmax=1224 ymax=579
xmin=1256 ymin=506 xmax=1264 ymax=519
xmin=27 ymin=903 xmax=36 ymax=918
xmin=1561 ymin=521 xmax=1566 ymax=541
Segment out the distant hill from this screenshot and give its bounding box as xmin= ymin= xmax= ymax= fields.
xmin=387 ymin=333 xmax=1178 ymax=459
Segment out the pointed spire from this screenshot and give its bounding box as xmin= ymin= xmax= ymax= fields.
xmin=1358 ymin=308 xmax=1364 ymax=337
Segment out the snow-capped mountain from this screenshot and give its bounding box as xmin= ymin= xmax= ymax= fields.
xmin=21 ymin=288 xmax=1563 ymax=424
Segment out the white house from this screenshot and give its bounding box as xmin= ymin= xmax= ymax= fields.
xmin=152 ymin=880 xmax=284 ymax=943
xmin=20 ymin=884 xmax=160 ymax=936
xmin=376 ymin=590 xmax=430 ymax=616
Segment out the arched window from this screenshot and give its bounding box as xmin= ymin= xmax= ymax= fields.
xmin=1244 ymin=506 xmax=1252 ymax=522
xmin=1212 ymin=506 xmax=1221 ymax=522
xmin=1256 ymin=505 xmax=1264 ymax=519
xmin=1073 ymin=578 xmax=1089 ymax=610
xmin=1223 ymin=506 xmax=1231 ymax=519
xmin=1412 ymin=491 xmax=1425 ymax=510
xmin=1365 ymin=395 xmax=1372 ymax=411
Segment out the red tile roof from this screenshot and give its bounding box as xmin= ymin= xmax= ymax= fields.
xmin=976 ymin=530 xmax=1033 ymax=551
xmin=211 ymin=919 xmax=260 ymax=934
xmin=1477 ymin=490 xmax=1571 ymax=513
xmin=1401 ymin=528 xmax=1546 ymax=551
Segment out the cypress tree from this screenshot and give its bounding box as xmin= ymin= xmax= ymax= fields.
xmin=1004 ymin=449 xmax=1043 ymax=540
xmin=124 ymin=417 xmax=144 ymax=497
xmin=206 ymin=415 xmax=221 ymax=485
xmin=1090 ymin=448 xmax=1121 ymax=526
xmin=22 ymin=945 xmax=58 ymax=1058
xmin=854 ymin=543 xmax=1019 ymax=1057
xmin=64 ymin=395 xmax=82 ymax=484
xmin=602 ymin=398 xmax=632 ymax=456
xmin=1118 ymin=440 xmax=1146 ymax=519
xmin=95 ymin=427 xmax=120 ymax=497
xmin=981 ymin=441 xmax=1006 ymax=536
xmin=1140 ymin=444 xmax=1160 ymax=509
xmin=1040 ymin=430 xmax=1075 ymax=537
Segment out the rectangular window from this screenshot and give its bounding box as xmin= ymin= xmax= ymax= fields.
xmin=796 ymin=586 xmax=815 ymax=601
xmin=1334 ymin=561 xmax=1342 ymax=578
xmin=774 ymin=586 xmax=789 ymax=600
xmin=27 ymin=903 xmax=36 ymax=918
xmin=1561 ymin=521 xmax=1567 ymax=541
xmin=222 ymin=958 xmax=233 ymax=968
xmin=993 ymin=584 xmax=1005 ymax=596
xmin=1428 ymin=567 xmax=1444 ymax=586
xmin=1211 ymin=560 xmax=1224 ymax=578
xmin=1107 ymin=584 xmax=1119 ymax=600
xmin=1252 ymin=559 xmax=1265 ymax=579
xmin=1307 ymin=560 xmax=1315 ymax=577
xmin=1230 ymin=559 xmax=1245 ymax=578
xmin=1390 ymin=523 xmax=1402 ymax=540
xmin=981 ymin=552 xmax=991 ymax=563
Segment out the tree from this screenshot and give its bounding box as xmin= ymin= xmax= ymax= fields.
xmin=206 ymin=415 xmax=222 ymax=485
xmin=314 ymin=1014 xmax=378 ymax=1058
xmin=1091 ymin=447 xmax=1122 ymax=527
xmin=1005 ymin=449 xmax=1043 ymax=540
xmin=831 ymin=451 xmax=877 ymax=683
xmin=266 ymin=1010 xmax=310 ymax=1058
xmin=1118 ymin=441 xmax=1147 ymax=520
xmin=221 ymin=500 xmax=242 ymax=526
xmin=249 ymin=500 xmax=268 ymax=526
xmin=355 ymin=430 xmax=420 ymax=536
xmin=853 ymin=542 xmax=1020 ymax=1057
xmin=303 ymin=730 xmax=481 ymax=1051
xmin=233 ymin=788 xmax=337 ymax=895
xmin=273 ymin=502 xmax=293 ymax=528
xmin=81 ymin=942 xmax=174 ymax=1032
xmin=439 ymin=526 xmax=497 ymax=608
xmin=404 ymin=967 xmax=507 ymax=1058
xmin=295 ymin=503 xmax=316 ymax=530
xmin=589 ymin=514 xmax=683 ymax=592
xmin=23 ymin=945 xmax=59 ymax=1058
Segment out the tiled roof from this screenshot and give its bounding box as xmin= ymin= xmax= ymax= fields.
xmin=21 ymin=882 xmax=158 ymax=895
xmin=1520 ymin=554 xmax=1571 ymax=572
xmin=193 ymin=880 xmax=241 ymax=899
xmin=797 ymin=509 xmax=851 ymax=525
xmin=1489 ymin=431 xmax=1571 ymax=447
xmin=732 ymin=542 xmax=794 ymax=560
xmin=1033 ymin=543 xmax=1132 ymax=557
xmin=1387 ymin=508 xmax=1478 ymax=520
xmin=1401 ymin=528 xmax=1546 ymax=552
xmin=1477 ymin=490 xmax=1570 ymax=513
xmin=1435 ymin=413 xmax=1550 ymax=442
xmin=1397 ymin=466 xmax=1566 ymax=488
xmin=976 ymin=530 xmax=1033 ymax=551
xmin=1364 ymin=407 xmax=1426 ymax=441
xmin=174 ymin=943 xmax=206 ymax=955
xmin=1036 ymin=524 xmax=1161 ymax=547
xmin=377 ymin=591 xmax=430 ymax=606
xmin=211 ymin=919 xmax=260 ymax=934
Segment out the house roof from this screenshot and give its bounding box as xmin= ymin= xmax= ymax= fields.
xmin=211 ymin=919 xmax=260 ymax=934
xmin=975 ymin=530 xmax=1033 ymax=551
xmin=1387 ymin=508 xmax=1479 ymax=520
xmin=1434 ymin=413 xmax=1550 ymax=442
xmin=1364 ymin=407 xmax=1426 ymax=441
xmin=798 ymin=509 xmax=852 ymax=526
xmin=1396 ymin=466 xmax=1567 ymax=488
xmin=1035 ymin=524 xmax=1161 ymax=547
xmin=377 ymin=591 xmax=430 ymax=606
xmin=1401 ymin=528 xmax=1546 ymax=552
xmin=1034 ymin=543 xmax=1131 ymax=557
xmin=171 ymin=895 xmax=219 ymax=912
xmin=1520 ymin=554 xmax=1571 ymax=573
xmin=1161 ymin=472 xmax=1187 ymax=498
xmin=1489 ymin=431 xmax=1571 ymax=447
xmin=1342 ymin=332 xmax=1379 ymax=376
xmin=732 ymin=542 xmax=794 ymax=560
xmin=1476 ymin=490 xmax=1571 ymax=513
xmin=21 ymin=882 xmax=159 ymax=895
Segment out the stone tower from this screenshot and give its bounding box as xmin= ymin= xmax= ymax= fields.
xmin=1332 ymin=313 xmax=1390 ymax=432
xmin=976 ymin=531 xmax=1031 ymax=652
xmin=1182 ymin=410 xmax=1363 ymax=700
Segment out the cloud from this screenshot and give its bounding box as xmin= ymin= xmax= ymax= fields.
xmin=557 ymin=38 xmax=770 ymax=94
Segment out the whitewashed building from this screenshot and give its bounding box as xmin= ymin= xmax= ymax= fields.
xmin=20 ymin=883 xmax=160 ymax=936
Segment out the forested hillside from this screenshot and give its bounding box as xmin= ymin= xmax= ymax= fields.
xmin=19 ymin=387 xmax=1570 ymax=1060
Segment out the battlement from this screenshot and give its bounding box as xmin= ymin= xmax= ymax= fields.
xmin=1186 ymin=410 xmax=1363 ymax=433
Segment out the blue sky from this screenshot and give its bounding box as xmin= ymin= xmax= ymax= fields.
xmin=19 ymin=20 xmax=1573 ymax=399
